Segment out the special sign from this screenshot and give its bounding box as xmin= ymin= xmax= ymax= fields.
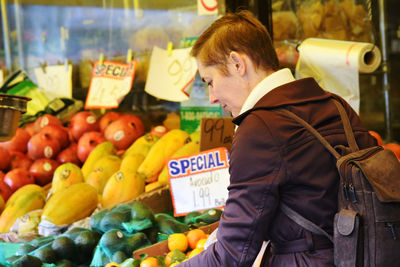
xmin=168 ymin=147 xmax=230 ymax=216
xmin=85 ymin=60 xmax=137 ymax=109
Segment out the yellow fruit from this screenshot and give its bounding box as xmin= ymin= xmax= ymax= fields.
xmin=102 ymin=169 xmax=145 ymax=208
xmin=85 ymin=154 xmax=121 ymax=194
xmin=140 ymin=256 xmax=159 ymax=267
xmin=168 ymin=233 xmax=188 ymax=253
xmin=169 ymin=263 xmax=180 ymax=267
xmin=51 ymin=163 xmax=84 ymax=196
xmin=158 ymin=141 xmax=200 ymax=185
xmin=16 ymin=209 xmax=42 ymax=234
xmin=119 ymin=153 xmax=145 ymax=172
xmin=163 ymin=112 xmax=180 ymax=130
xmin=145 ymin=181 xmax=163 ymax=192
xmin=138 ymin=129 xmax=190 ymax=183
xmin=188 ymin=247 xmax=204 ymax=258
xmin=42 ymin=183 xmax=98 ymax=226
xmin=189 ymin=131 xmax=201 ymax=144
xmin=81 ymin=141 xmax=117 ymax=178
xmin=122 ymin=133 xmax=159 ymax=159
xmin=165 ymin=250 xmax=174 ymax=266
xmin=0 ymin=184 xmax=46 ymax=233
xmin=196 ymin=238 xmax=208 ymax=249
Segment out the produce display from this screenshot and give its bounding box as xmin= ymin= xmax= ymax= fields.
xmin=0 ymin=107 xmax=209 ymax=266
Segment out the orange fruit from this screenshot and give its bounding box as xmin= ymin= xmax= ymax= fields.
xmin=369 ymin=130 xmax=383 ymax=146
xmin=188 ymin=247 xmax=204 ymax=258
xmin=384 ymin=143 xmax=400 ymax=160
xmin=196 ymin=238 xmax=208 ymax=249
xmin=105 ymin=263 xmax=120 ymax=267
xmin=186 ymin=229 xmax=207 ymax=249
xmin=168 ymin=233 xmax=188 ymax=252
xmin=165 ymin=250 xmax=174 ymax=266
xmin=140 ymin=256 xmax=159 ymax=267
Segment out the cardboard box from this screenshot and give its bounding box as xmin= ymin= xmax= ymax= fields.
xmin=133 ymin=221 xmax=219 ymax=259
xmin=133 ymin=185 xmax=173 ymax=214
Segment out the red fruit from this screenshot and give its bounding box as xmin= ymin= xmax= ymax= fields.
xmin=9 ymin=151 xmax=33 ymax=170
xmin=3 ymin=168 xmax=35 ymax=192
xmin=34 ymin=114 xmax=63 ymax=133
xmin=24 ymin=122 xmax=36 ymax=136
xmin=0 ymin=173 xmax=12 ymax=202
xmin=68 ymin=111 xmax=99 ymax=141
xmin=29 ymin=158 xmax=60 ymax=186
xmin=77 ymin=131 xmax=106 ymax=163
xmin=384 ymin=143 xmax=400 ymax=160
xmin=0 ymin=128 xmax=31 ymax=153
xmin=99 ymin=112 xmax=122 ymax=133
xmin=39 ymin=125 xmax=70 ymax=149
xmin=27 ymin=132 xmax=61 ymax=160
xmin=121 ymin=114 xmax=145 ymax=136
xmin=104 ymin=116 xmax=144 ymax=150
xmin=369 ymin=130 xmax=383 ymax=146
xmin=0 ymin=147 xmax=11 ymax=171
xmin=57 ymin=143 xmax=81 ymax=166
xmin=150 ymin=125 xmax=169 ymax=138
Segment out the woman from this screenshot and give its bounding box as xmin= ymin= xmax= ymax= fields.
xmin=179 ymin=11 xmax=376 ymax=266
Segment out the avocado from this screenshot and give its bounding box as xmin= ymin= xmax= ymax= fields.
xmin=120 ymin=258 xmax=141 ymax=267
xmin=51 ymin=236 xmax=76 ymax=261
xmin=64 ymin=227 xmax=91 ymax=240
xmin=30 ymin=236 xmax=55 ymax=249
xmin=129 ymin=201 xmax=155 ymax=222
xmin=31 ymin=245 xmax=58 ymax=263
xmin=90 ymin=208 xmax=109 ymax=233
xmin=55 ymin=259 xmax=74 ymax=267
xmin=74 ymin=230 xmax=100 ymax=253
xmin=155 ymin=214 xmax=190 ymax=235
xmin=12 ymin=254 xmax=42 ymax=267
xmin=122 ymin=232 xmax=151 ymax=255
xmin=194 ymin=208 xmax=222 ymax=224
xmin=111 ymin=203 xmax=133 ymax=216
xmin=184 ymin=211 xmax=202 ymax=225
xmin=99 ymin=229 xmax=126 ymax=257
xmin=16 ymin=243 xmax=36 ymax=256
xmin=100 ymin=211 xmax=131 ymax=232
xmin=112 ymin=250 xmax=128 ymax=264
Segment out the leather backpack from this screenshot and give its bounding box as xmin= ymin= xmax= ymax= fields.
xmin=277 ymin=99 xmax=400 ymax=267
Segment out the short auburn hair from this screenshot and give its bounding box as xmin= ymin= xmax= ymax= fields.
xmin=190 ymin=10 xmax=279 ymax=75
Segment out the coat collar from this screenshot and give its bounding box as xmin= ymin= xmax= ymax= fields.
xmin=233 ymin=77 xmax=332 ymax=125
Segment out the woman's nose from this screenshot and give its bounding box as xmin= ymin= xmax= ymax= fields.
xmin=209 ymin=91 xmax=219 ymax=104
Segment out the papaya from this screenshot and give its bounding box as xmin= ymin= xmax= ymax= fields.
xmin=51 ymin=163 xmax=84 ymax=196
xmin=42 ymin=183 xmax=98 ymax=226
xmin=0 ymin=184 xmax=46 ymax=233
xmin=137 ymin=129 xmax=190 ymax=183
xmin=122 ymin=133 xmax=159 ymax=159
xmin=81 ymin=141 xmax=117 ymax=178
xmin=85 ymin=154 xmax=121 ymax=194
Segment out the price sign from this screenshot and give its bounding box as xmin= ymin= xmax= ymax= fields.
xmin=34 ymin=64 xmax=73 ymax=98
xmin=168 ymin=147 xmax=230 ymax=216
xmin=85 ymin=60 xmax=137 ymax=109
xmin=145 ymin=46 xmax=197 ymax=102
xmin=197 ymin=0 xmax=218 ymax=15
xmin=200 ymin=118 xmax=235 ymax=152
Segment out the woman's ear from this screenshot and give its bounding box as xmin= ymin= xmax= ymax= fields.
xmin=229 ymin=51 xmax=246 ymax=75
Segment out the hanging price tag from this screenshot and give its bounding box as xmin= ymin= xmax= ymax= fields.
xmin=197 ymin=0 xmax=218 ymax=15
xmin=200 ymin=118 xmax=235 ymax=152
xmin=145 ymin=46 xmax=197 ymax=102
xmin=34 ymin=64 xmax=73 ymax=98
xmin=168 ymin=147 xmax=230 ymax=216
xmin=85 ymin=60 xmax=137 ymax=109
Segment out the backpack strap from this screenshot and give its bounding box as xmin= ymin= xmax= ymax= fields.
xmin=331 ymin=99 xmax=359 ymax=152
xmin=276 ymin=109 xmax=341 ymax=159
xmin=280 ymin=203 xmax=333 ymax=243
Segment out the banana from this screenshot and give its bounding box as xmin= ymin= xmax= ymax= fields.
xmin=85 ymin=154 xmax=122 ymax=194
xmin=158 ymin=141 xmax=200 ymax=185
xmin=122 ymin=133 xmax=159 ymax=159
xmin=81 ymin=141 xmax=117 ymax=178
xmin=137 ymin=129 xmax=190 ymax=183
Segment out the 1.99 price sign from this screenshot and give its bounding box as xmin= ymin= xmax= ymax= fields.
xmin=168 ymin=147 xmax=230 ymax=216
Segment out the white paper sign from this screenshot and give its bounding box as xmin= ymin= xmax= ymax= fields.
xmin=145 ymin=46 xmax=197 ymax=102
xmin=85 ymin=60 xmax=137 ymax=109
xmin=197 ymin=0 xmax=218 ymax=15
xmin=34 ymin=64 xmax=73 ymax=99
xmin=168 ymin=147 xmax=230 ymax=216
xmin=0 ymin=69 xmax=3 ymax=87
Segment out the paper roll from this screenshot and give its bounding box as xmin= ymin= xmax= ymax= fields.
xmin=298 ymin=38 xmax=381 ymax=73
xmin=295 ymin=38 xmax=382 ymax=114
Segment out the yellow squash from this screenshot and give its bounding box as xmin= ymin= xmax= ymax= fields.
xmin=42 ymin=183 xmax=98 ymax=226
xmin=137 ymin=129 xmax=190 ymax=183
xmin=0 ymin=184 xmax=46 ymax=233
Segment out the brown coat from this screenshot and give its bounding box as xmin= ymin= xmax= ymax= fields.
xmin=179 ymin=78 xmax=376 ymax=267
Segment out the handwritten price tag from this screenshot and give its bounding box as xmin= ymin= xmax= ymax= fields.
xmin=34 ymin=64 xmax=73 ymax=98
xmin=145 ymin=46 xmax=197 ymax=102
xmin=168 ymin=147 xmax=230 ymax=216
xmin=198 ymin=0 xmax=218 ymax=15
xmin=85 ymin=60 xmax=137 ymax=109
xmin=200 ymin=118 xmax=235 ymax=152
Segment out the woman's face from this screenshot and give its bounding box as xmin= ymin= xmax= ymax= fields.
xmin=197 ymin=60 xmax=250 ymax=117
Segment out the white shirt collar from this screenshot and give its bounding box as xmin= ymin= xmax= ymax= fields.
xmin=238 ymin=68 xmax=295 ymax=116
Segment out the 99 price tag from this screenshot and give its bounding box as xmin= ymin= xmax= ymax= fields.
xmin=85 ymin=60 xmax=137 ymax=109
xmin=168 ymin=147 xmax=230 ymax=216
